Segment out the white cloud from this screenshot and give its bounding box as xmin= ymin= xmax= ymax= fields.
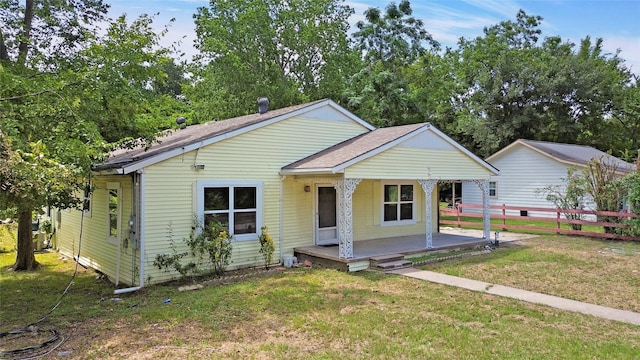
xmin=461 ymin=0 xmax=522 ymax=19
xmin=603 ymin=35 xmax=640 ymax=75
xmin=409 ymin=2 xmax=501 ymax=46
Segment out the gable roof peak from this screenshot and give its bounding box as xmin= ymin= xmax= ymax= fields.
xmin=491 ymin=139 xmax=634 ymax=173
xmin=94 ymin=99 xmax=374 ymax=173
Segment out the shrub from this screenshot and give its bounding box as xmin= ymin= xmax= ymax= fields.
xmin=153 ymin=223 xmax=194 ymax=278
xmin=536 ymin=167 xmax=586 ymax=230
xmin=153 ymin=219 xmax=233 ymax=280
xmin=620 ymin=171 xmax=640 ymax=236
xmin=187 ymin=220 xmax=233 ymax=277
xmin=258 ymin=226 xmax=275 ymax=270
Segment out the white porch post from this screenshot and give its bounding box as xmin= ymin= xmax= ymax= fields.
xmin=418 ymin=179 xmax=438 ymax=248
xmin=472 ymin=179 xmax=491 ymax=239
xmin=334 ymin=178 xmax=361 ymax=259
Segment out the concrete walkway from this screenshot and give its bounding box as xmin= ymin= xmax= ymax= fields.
xmin=391 ymin=267 xmax=640 ymax=326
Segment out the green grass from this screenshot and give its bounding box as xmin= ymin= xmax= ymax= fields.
xmin=0 ymin=224 xmax=17 ymax=253
xmin=2 ymin=231 xmax=640 ymax=359
xmin=440 ymin=214 xmax=603 ymax=234
xmin=421 ymin=235 xmax=640 ymax=312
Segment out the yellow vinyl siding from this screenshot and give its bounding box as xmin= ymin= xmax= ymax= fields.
xmin=143 ymin=116 xmax=369 ymax=283
xmin=281 ymin=176 xmax=315 ymax=255
xmin=351 ymin=180 xmax=437 ymax=241
xmin=56 ymin=175 xmax=136 ymax=285
xmin=345 ymin=148 xmax=493 ymax=180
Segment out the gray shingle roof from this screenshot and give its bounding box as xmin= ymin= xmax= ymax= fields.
xmin=283 ymin=123 xmax=430 ymax=171
xmin=518 ymin=139 xmax=635 ymax=173
xmin=93 ymin=99 xmax=328 ymax=171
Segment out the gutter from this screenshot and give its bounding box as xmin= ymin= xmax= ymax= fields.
xmin=279 ymin=175 xmax=285 ymax=264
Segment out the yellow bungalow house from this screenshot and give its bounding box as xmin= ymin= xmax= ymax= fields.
xmin=54 ymin=99 xmax=497 ymax=290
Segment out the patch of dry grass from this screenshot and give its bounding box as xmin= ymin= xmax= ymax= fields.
xmin=421 ymin=235 xmax=640 ymax=311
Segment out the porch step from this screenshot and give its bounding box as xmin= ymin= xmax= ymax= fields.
xmin=369 ymin=253 xmax=406 ymax=267
xmin=369 ymin=254 xmax=413 ymax=272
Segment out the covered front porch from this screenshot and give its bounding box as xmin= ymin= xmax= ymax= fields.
xmin=293 ymin=230 xmax=493 ymax=272
xmin=280 ymin=122 xmax=499 ymax=268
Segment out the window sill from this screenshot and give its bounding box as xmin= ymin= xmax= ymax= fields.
xmin=381 ymin=220 xmax=417 ymax=227
xmin=233 ymin=234 xmax=259 ymax=242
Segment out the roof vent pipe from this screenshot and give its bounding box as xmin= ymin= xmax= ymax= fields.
xmin=257 ymin=97 xmax=269 ymax=114
xmin=176 ymin=116 xmax=186 ymax=129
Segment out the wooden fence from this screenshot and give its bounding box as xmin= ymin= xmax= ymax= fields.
xmin=440 ymin=203 xmax=639 ymax=241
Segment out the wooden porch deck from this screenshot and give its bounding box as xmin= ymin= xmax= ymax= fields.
xmin=293 ymin=232 xmax=490 ymax=272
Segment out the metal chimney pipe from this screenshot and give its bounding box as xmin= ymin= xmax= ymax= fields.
xmin=258 ymin=97 xmax=269 ymax=114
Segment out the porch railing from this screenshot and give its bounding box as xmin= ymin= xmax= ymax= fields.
xmin=440 ymin=203 xmax=639 ymax=241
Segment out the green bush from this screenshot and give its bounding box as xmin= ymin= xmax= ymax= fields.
xmin=258 ymin=226 xmax=275 ymax=270
xmin=153 ymin=219 xmax=234 ymax=280
xmin=187 ymin=221 xmax=233 ymax=277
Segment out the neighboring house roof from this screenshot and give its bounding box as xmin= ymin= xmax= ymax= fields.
xmin=488 ymin=139 xmax=635 ymax=173
xmin=282 ymin=122 xmax=498 ymax=175
xmin=93 ymin=99 xmax=375 ymax=174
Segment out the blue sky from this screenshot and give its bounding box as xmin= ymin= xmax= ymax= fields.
xmin=108 ymin=0 xmax=640 ymax=73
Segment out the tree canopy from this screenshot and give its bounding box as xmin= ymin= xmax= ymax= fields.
xmin=446 ymin=11 xmax=633 ymax=157
xmin=344 ymin=0 xmax=438 ymax=127
xmin=0 ymin=0 xmax=184 ymax=270
xmin=189 ymin=0 xmax=354 ymax=121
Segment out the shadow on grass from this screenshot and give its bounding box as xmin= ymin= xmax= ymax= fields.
xmin=0 ymin=252 xmax=113 ymax=330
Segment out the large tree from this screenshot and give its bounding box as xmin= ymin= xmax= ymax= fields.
xmin=450 ymin=10 xmax=631 ymax=157
xmin=189 ymin=0 xmax=354 ymax=121
xmin=607 ymin=74 xmax=640 ymax=160
xmin=344 ymin=0 xmax=438 ymax=127
xmin=0 ymin=1 xmax=177 ymax=270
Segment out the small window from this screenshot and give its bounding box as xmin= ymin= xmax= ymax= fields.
xmin=83 ymin=185 xmax=92 ymax=217
xmin=382 ymin=183 xmax=415 ymax=225
xmin=198 ymin=181 xmax=262 ymax=241
xmin=106 ymin=183 xmax=121 ymax=244
xmin=489 ymin=181 xmax=497 ymax=198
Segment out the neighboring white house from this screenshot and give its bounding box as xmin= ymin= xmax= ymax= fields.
xmin=461 ymin=139 xmax=635 ymax=217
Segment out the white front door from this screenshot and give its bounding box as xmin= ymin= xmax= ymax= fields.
xmin=316 ymin=185 xmax=338 ymax=245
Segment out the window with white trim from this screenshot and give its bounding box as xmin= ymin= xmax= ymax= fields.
xmin=197 ymin=181 xmax=262 ymax=241
xmin=106 ymin=182 xmax=121 ymax=245
xmin=489 ymin=181 xmax=497 ymax=198
xmin=382 ymin=183 xmax=416 ymax=225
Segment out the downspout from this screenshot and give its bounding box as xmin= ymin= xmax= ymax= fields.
xmin=138 ymin=169 xmax=146 ymax=287
xmin=115 ymin=231 xmax=121 ymax=287
xmin=114 ymin=169 xmax=145 ymax=295
xmin=279 ymin=175 xmax=285 ymax=263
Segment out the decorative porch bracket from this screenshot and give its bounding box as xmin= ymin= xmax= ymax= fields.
xmin=333 ymin=178 xmax=361 ymax=259
xmin=418 ymin=179 xmax=438 ymax=248
xmin=472 ymin=179 xmax=491 ymax=240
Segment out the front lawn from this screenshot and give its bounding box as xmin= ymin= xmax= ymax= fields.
xmin=1 ymin=234 xmax=639 ymax=359
xmin=421 ymin=235 xmax=640 ymax=312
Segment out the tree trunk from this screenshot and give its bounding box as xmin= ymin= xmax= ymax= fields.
xmin=17 ymin=0 xmax=35 ymax=66
xmin=0 ymin=28 xmax=9 ymax=62
xmin=12 ymin=208 xmax=38 ymax=270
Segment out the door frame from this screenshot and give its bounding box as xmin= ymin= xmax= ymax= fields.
xmin=315 ymin=184 xmax=339 ymax=245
